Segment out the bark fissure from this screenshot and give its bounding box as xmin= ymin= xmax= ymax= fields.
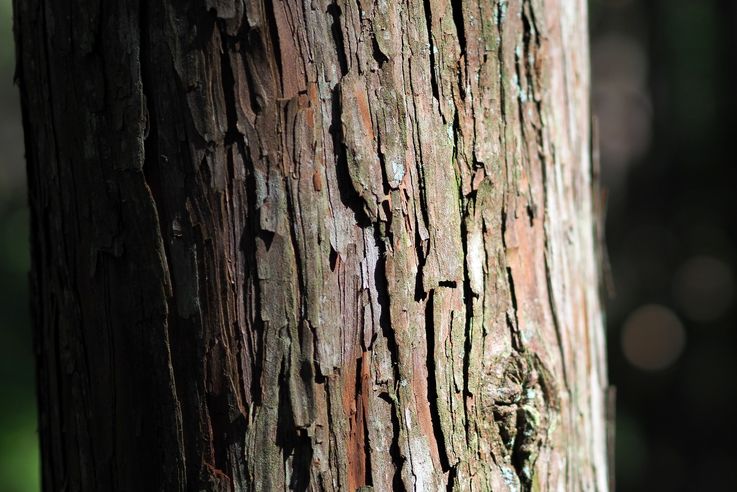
xmin=263 ymin=2 xmax=285 ymax=97
xmin=327 ymin=2 xmax=349 ymax=76
xmin=421 ymin=0 xmax=441 ymax=104
xmin=373 ymin=228 xmax=405 ymax=488
xmin=425 ymin=289 xmax=452 ymax=472
xmin=450 ymin=0 xmax=466 ymax=55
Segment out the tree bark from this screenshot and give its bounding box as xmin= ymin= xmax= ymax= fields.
xmin=15 ymin=0 xmax=608 ymax=490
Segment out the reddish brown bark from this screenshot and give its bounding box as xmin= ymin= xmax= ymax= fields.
xmin=15 ymin=0 xmax=609 ymax=490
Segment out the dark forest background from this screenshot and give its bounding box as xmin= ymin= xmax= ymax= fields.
xmin=591 ymin=0 xmax=737 ymax=490
xmin=1 ymin=0 xmax=736 ymax=490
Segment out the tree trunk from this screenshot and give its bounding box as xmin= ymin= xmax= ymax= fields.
xmin=15 ymin=0 xmax=608 ymax=490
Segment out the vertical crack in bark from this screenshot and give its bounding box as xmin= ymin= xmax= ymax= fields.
xmin=354 ymin=351 xmax=374 ymax=488
xmin=240 ymin=25 xmax=265 ymax=115
xmin=240 ymin=141 xmax=265 ymax=406
xmin=138 ymin=2 xmax=163 ymax=272
xmin=330 ymin=57 xmax=404 ymax=487
xmin=214 ymin=24 xmax=251 ymax=487
xmin=330 ymin=84 xmax=372 ymax=227
xmin=453 ymin=92 xmax=476 ymax=455
xmin=373 ymin=227 xmax=405 ymax=491
xmin=505 ymin=265 xmax=522 ymax=351
xmin=543 ymin=249 xmax=570 ymax=393
xmin=413 ymin=221 xmax=428 ymax=302
xmin=514 ymin=0 xmax=541 ymax=220
xmin=361 ymin=369 xmax=374 ymax=487
xmin=219 ymin=30 xmax=253 ymax=418
xmin=373 ymin=107 xmax=394 ymax=202
xmin=450 ymin=0 xmax=466 ymax=55
xmin=371 ymin=34 xmax=389 ymax=68
xmin=327 ymin=2 xmax=349 ymax=76
xmin=404 ymin=97 xmax=432 ymax=292
xmin=495 ymin=0 xmax=509 ymax=130
xmin=421 ymin=0 xmax=440 ymax=103
xmin=263 ymin=0 xmax=285 ymax=96
xmin=379 ymin=391 xmax=406 ymax=492
xmin=425 ymin=289 xmax=451 ymax=472
xmin=205 ymin=393 xmax=231 ymax=479
xmin=459 ymin=198 xmax=474 ymax=442
xmin=276 ymin=361 xmax=312 ymax=490
xmin=136 ymin=8 xmax=169 ymax=489
xmin=348 ymin=355 xmax=369 ymax=489
xmin=501 ymin=206 xmax=521 ymax=353
xmin=219 ymin=30 xmax=243 ymax=147
xmin=282 ymin=129 xmax=317 ymax=488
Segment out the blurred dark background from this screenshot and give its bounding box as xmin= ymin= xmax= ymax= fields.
xmin=591 ymin=0 xmax=737 ymax=490
xmin=1 ymin=0 xmax=736 ymax=490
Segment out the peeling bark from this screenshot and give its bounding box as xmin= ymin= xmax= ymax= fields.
xmin=15 ymin=0 xmax=608 ymax=490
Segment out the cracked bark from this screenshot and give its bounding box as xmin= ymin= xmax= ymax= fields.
xmin=15 ymin=0 xmax=609 ymax=490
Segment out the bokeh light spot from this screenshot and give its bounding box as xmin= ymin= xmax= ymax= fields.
xmin=621 ymin=304 xmax=686 ymax=371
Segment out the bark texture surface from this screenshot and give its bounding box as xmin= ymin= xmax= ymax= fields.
xmin=15 ymin=0 xmax=608 ymax=490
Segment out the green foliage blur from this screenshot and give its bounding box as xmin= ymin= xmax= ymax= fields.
xmin=0 ymin=0 xmax=39 ymax=491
